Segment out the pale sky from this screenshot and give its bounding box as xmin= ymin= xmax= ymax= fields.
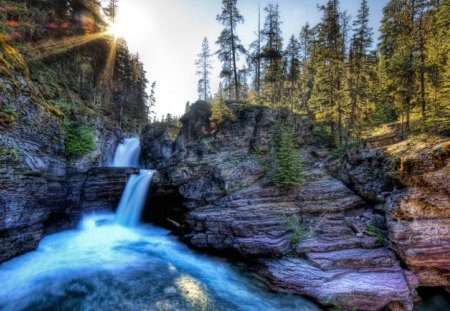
xmin=112 ymin=0 xmax=387 ymax=118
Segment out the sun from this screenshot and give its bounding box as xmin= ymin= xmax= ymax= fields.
xmin=106 ymin=23 xmax=122 ymax=38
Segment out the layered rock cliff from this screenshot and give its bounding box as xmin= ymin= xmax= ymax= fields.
xmin=335 ymin=135 xmax=450 ymax=289
xmin=141 ymin=101 xmax=448 ymax=310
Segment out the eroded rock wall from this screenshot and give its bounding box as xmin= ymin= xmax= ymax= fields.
xmin=336 ymin=138 xmax=450 ymax=288
xmin=0 ymin=71 xmax=133 ymax=263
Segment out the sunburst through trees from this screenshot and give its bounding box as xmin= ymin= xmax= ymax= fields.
xmin=0 ymin=0 xmax=153 ymax=131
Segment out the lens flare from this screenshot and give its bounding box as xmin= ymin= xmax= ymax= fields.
xmin=106 ymin=24 xmax=122 ymax=38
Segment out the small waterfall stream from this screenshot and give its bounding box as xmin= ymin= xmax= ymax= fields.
xmin=115 ymin=169 xmax=155 ymax=226
xmin=112 ymin=138 xmax=154 ymax=227
xmin=112 ymin=137 xmax=141 ymax=167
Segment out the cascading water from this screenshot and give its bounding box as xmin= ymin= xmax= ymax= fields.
xmin=112 ymin=138 xmax=153 ymax=227
xmin=112 ymin=137 xmax=141 ymax=167
xmin=115 ymin=169 xmax=155 ymax=226
xmin=0 ymin=138 xmax=323 ymax=311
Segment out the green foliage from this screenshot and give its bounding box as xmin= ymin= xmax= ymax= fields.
xmin=0 ymin=105 xmax=17 ymax=127
xmin=64 ymin=120 xmax=96 ymax=157
xmin=1 ymin=107 xmax=17 ymax=117
xmin=366 ymin=225 xmax=384 ymax=243
xmin=272 ymin=123 xmax=304 ymax=187
xmin=282 ymin=215 xmax=308 ymax=245
xmin=32 ymin=63 xmax=62 ymax=99
xmin=201 ymin=138 xmax=213 ymax=152
xmin=390 ymin=157 xmax=401 ymax=172
xmin=313 ymin=122 xmax=335 ymax=147
xmin=0 ymin=146 xmax=19 ymax=161
xmin=330 ymin=141 xmax=360 ymax=159
xmin=210 ymin=97 xmax=235 ymax=127
xmin=216 ymin=0 xmax=245 ymax=100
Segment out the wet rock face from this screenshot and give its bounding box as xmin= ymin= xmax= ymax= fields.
xmin=337 ymin=139 xmax=450 ymax=289
xmin=142 ymin=102 xmax=420 ymax=310
xmin=0 ymin=76 xmax=66 ymax=262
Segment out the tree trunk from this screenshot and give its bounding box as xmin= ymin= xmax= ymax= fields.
xmin=230 ymin=8 xmax=239 ymax=101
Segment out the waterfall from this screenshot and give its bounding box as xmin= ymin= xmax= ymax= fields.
xmin=115 ymin=169 xmax=155 ymax=227
xmin=111 ymin=137 xmax=154 ymax=227
xmin=112 ymin=137 xmax=141 ymax=167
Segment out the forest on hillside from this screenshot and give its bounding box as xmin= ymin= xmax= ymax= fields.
xmin=194 ymin=0 xmax=450 ymax=148
xmin=1 ymin=0 xmax=449 ymax=152
xmin=1 ymin=0 xmax=153 ymax=156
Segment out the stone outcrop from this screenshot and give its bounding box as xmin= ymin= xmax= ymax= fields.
xmin=81 ymin=167 xmax=139 ymax=213
xmin=0 ymin=72 xmax=67 ymax=262
xmin=142 ymin=101 xmax=423 ymax=310
xmin=336 ymin=137 xmax=450 ymax=289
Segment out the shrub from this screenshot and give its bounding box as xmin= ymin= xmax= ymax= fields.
xmin=201 ymin=138 xmax=213 ymax=151
xmin=0 ymin=146 xmax=19 ymax=161
xmin=272 ymin=123 xmax=304 ymax=187
xmin=313 ymin=122 xmax=335 ymax=147
xmin=64 ymin=119 xmax=96 ymax=156
xmin=282 ymin=215 xmax=308 ymax=245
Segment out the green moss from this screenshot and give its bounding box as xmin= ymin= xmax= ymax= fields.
xmin=64 ymin=120 xmax=96 ymax=157
xmin=0 ymin=34 xmax=29 ymax=78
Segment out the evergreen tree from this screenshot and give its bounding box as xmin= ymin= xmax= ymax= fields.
xmin=105 ymin=0 xmax=119 ymax=24
xmin=272 ymin=123 xmax=304 ymax=187
xmin=248 ymin=4 xmax=262 ymax=100
xmin=380 ymin=0 xmax=417 ymax=135
xmin=298 ymin=23 xmax=317 ymax=113
xmin=309 ymin=0 xmax=345 ymax=145
xmin=425 ymin=0 xmax=450 ymax=128
xmin=261 ymin=3 xmax=284 ymax=106
xmin=195 ymin=37 xmax=212 ymax=101
xmin=216 ymin=0 xmax=245 ymax=101
xmin=284 ymin=35 xmax=301 ymax=110
xmin=347 ymin=0 xmax=374 ymax=138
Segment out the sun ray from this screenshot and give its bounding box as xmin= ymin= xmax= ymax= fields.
xmin=97 ymin=36 xmax=118 ymax=109
xmin=23 ymin=32 xmax=107 ymax=61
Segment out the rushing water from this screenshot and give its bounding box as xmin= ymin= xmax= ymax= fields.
xmin=0 ymin=214 xmax=321 ymax=311
xmin=112 ymin=137 xmax=141 ymax=167
xmin=115 ymin=169 xmax=156 ymax=227
xmin=0 ymin=138 xmax=321 ymax=310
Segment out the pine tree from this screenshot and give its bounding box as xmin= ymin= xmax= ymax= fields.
xmin=216 ymin=0 xmax=245 ymax=101
xmin=273 ymin=123 xmax=304 ymax=187
xmin=380 ymin=0 xmax=417 ymax=135
xmin=261 ymin=3 xmax=284 ymax=106
xmin=195 ymin=37 xmax=212 ymax=101
xmin=309 ymin=0 xmax=345 ymax=145
xmin=284 ymin=35 xmax=301 ymax=110
xmin=248 ymin=3 xmax=262 ymax=100
xmin=298 ymin=23 xmax=317 ymax=113
xmin=105 ymin=0 xmax=119 ymax=24
xmin=348 ymin=0 xmax=374 ymax=138
xmin=425 ymin=0 xmax=450 ymax=128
